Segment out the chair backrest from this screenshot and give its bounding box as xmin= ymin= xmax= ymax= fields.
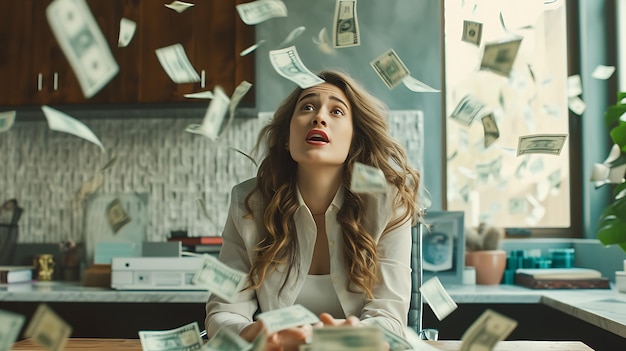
xmin=408 ymin=223 xmax=423 ymax=333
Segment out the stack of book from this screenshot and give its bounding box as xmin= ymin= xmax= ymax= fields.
xmin=167 ymin=236 xmax=223 ymax=257
xmin=515 ymin=268 xmax=610 ymax=289
xmin=0 ymin=266 xmax=33 ymax=284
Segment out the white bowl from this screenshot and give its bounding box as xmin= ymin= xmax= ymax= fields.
xmin=616 ymin=271 xmax=626 ymax=293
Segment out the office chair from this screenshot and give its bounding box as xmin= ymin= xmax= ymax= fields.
xmin=408 ymin=222 xmax=423 ymax=334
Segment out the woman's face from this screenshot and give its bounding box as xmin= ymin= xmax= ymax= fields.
xmin=288 ymin=83 xmax=354 ymax=167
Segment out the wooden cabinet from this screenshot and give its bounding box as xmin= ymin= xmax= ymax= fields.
xmin=0 ymin=0 xmax=254 ymax=107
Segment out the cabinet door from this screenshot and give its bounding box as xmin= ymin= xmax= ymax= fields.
xmin=0 ymin=0 xmax=35 ymax=107
xmin=138 ymin=0 xmax=254 ymax=104
xmin=28 ymin=0 xmax=137 ymax=105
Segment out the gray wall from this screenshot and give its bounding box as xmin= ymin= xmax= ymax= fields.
xmin=255 ymin=0 xmax=444 ymax=210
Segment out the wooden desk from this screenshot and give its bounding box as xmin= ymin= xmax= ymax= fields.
xmin=11 ymin=338 xmax=595 ymax=350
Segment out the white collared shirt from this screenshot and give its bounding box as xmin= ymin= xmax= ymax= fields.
xmin=205 ymin=178 xmax=412 ymax=337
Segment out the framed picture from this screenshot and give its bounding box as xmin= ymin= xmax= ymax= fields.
xmin=420 ymin=211 xmax=465 ymax=285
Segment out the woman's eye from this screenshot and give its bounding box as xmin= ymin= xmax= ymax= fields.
xmin=302 ymin=104 xmax=314 ymax=111
xmin=332 ymin=109 xmax=344 ymax=116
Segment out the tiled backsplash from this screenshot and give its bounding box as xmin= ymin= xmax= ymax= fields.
xmin=0 ymin=110 xmax=423 ymax=244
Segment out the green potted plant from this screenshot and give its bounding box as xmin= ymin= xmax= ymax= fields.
xmin=596 ymin=92 xmax=626 ymax=253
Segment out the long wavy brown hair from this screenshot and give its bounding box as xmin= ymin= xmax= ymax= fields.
xmin=244 ymin=70 xmax=421 ymax=298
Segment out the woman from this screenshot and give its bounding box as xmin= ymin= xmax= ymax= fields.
xmin=205 ymin=70 xmax=421 ymax=350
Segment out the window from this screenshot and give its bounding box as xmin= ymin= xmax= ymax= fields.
xmin=443 ymin=1 xmax=572 ymax=233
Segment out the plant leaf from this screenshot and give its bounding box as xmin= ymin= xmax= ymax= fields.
xmin=605 ymin=105 xmax=626 ymax=127
xmin=609 ymin=124 xmax=626 ymax=151
xmin=596 ymin=216 xmax=626 ymax=246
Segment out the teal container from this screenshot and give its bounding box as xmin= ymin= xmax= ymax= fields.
xmin=549 ymin=248 xmax=575 ymax=268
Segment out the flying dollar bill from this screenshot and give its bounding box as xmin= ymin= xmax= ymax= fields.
xmin=257 ymin=304 xmax=320 ymax=334
xmin=164 ymin=1 xmax=194 ymax=13
xmin=419 ymin=276 xmax=458 ymax=321
xmin=0 ymin=110 xmax=16 ymax=133
xmin=236 ymin=0 xmax=287 ymax=25
xmin=461 ymin=20 xmax=483 ymax=46
xmin=351 ymin=162 xmax=387 ymax=194
xmin=517 ymin=134 xmax=568 ymax=156
xmin=46 ymin=0 xmax=119 ymax=98
xmin=402 ymin=76 xmax=441 ymax=93
xmin=197 ymin=86 xmax=230 ymax=140
xmin=139 ymin=322 xmax=203 ymax=351
xmin=460 ymin=309 xmax=517 ymax=351
xmin=221 ymin=80 xmax=254 ymax=136
xmin=240 ymin=39 xmax=266 ymax=56
xmin=192 ymin=254 xmax=247 ymax=302
xmin=41 ymin=105 xmax=105 ymax=152
xmin=118 ymin=18 xmax=136 ymax=48
xmin=481 ymin=113 xmax=500 ymax=148
xmin=184 ymin=90 xmax=214 ymax=99
xmin=370 ymin=49 xmax=410 ymax=89
xmin=155 ymin=43 xmax=201 ymax=84
xmin=480 ymin=38 xmax=522 ymax=77
xmin=313 ymin=28 xmax=336 ymax=55
xmin=24 ymin=304 xmax=72 ymax=351
xmin=107 ymin=198 xmax=131 ymax=233
xmin=0 ymin=309 xmax=25 ymax=351
xmin=269 ymin=46 xmax=324 ymax=89
xmin=450 ymin=95 xmax=486 ymax=126
xmin=278 ymin=26 xmax=306 ymax=48
xmin=333 ymin=0 xmax=360 ymax=48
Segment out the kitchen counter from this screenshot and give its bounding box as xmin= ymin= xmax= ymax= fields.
xmin=2 ymin=282 xmax=625 ymax=338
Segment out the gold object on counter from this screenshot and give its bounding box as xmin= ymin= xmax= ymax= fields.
xmin=33 ymin=254 xmax=55 ymax=281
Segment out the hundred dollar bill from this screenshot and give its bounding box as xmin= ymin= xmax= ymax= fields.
xmin=204 ymin=327 xmax=250 ymax=351
xmin=236 ymin=0 xmax=287 ymax=25
xmin=192 ymin=254 xmax=247 ymax=302
xmin=480 ymin=38 xmax=522 ymax=77
xmin=481 ymin=113 xmax=500 ymax=148
xmin=419 ymin=276 xmax=458 ymax=321
xmin=41 ymin=105 xmax=105 ymax=152
xmin=0 ymin=309 xmax=25 ymax=351
xmin=567 ymin=75 xmax=582 ymax=97
xmin=450 ymin=95 xmax=485 ymax=127
xmin=139 ymin=322 xmax=203 ymax=351
xmin=460 ymin=309 xmax=517 ymax=351
xmin=333 ymin=0 xmax=360 ymax=48
xmin=164 ymin=1 xmax=194 ymax=13
xmin=269 ymin=46 xmax=324 ymax=89
xmin=350 ymin=162 xmax=387 ymax=194
xmin=0 ymin=110 xmax=16 ymax=133
xmin=370 ymin=49 xmax=410 ymax=89
xmin=517 ymin=134 xmax=568 ymax=156
xmin=198 ymin=86 xmax=230 ymax=140
xmin=24 ymin=304 xmax=72 ymax=351
xmin=46 ymin=0 xmax=119 ymax=99
xmin=461 ymin=20 xmax=483 ymax=46
xmin=107 ymin=198 xmax=131 ymax=233
xmin=311 ymin=326 xmax=384 ymax=351
xmin=257 ymin=304 xmax=320 ymax=334
xmin=155 ymin=43 xmax=200 ymax=84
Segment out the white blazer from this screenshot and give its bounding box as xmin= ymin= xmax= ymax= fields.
xmin=205 ymin=178 xmax=412 ymax=337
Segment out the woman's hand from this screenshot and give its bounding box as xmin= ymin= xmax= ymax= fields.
xmin=240 ymin=321 xmax=312 ymax=351
xmin=319 ymin=312 xmax=360 ymax=327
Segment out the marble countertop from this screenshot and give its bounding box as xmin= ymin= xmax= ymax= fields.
xmin=2 ymin=282 xmax=625 ymax=338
